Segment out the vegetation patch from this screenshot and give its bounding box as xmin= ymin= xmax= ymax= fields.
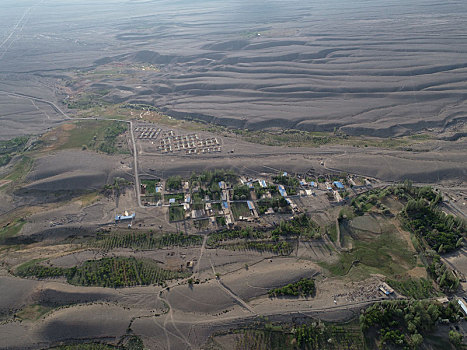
xmin=0 ymin=136 xmax=28 ymax=167
xmin=0 ymin=217 xmax=26 ymax=243
xmin=232 ymin=185 xmax=251 ymax=200
xmin=230 ymin=201 xmax=251 ymax=219
xmin=268 ymin=278 xmax=316 ymax=298
xmin=94 ymin=231 xmax=203 ymax=250
xmin=169 ymin=206 xmax=185 ymax=222
xmin=257 ymin=197 xmax=290 ymax=215
xmin=272 ymin=174 xmax=299 ymax=195
xmin=385 ymin=278 xmax=439 ymax=299
xmin=16 ymin=257 xmax=189 ymax=287
xmin=321 ymin=225 xmax=416 ymax=279
xmin=425 ymin=252 xmax=460 ymax=293
xmin=16 ymin=304 xmax=52 ymax=321
xmin=271 ymin=214 xmax=320 ymax=240
xmin=360 ymin=299 xmax=463 ymax=349
xmin=1 ymin=156 xmax=33 ymax=185
xmin=402 ymin=198 xmax=465 ymax=253
xmin=49 ymin=120 xmax=128 ymax=154
xmin=228 ymin=320 xmax=364 ymax=350
xmin=141 ymin=179 xmax=158 ymax=195
xmin=218 ymin=241 xmax=294 ymax=255
xmin=165 ymin=176 xmax=182 ymax=191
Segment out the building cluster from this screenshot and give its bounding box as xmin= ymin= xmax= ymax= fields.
xmin=135 ymin=126 xmax=161 ymax=139
xmin=158 ymin=131 xmax=221 ymax=155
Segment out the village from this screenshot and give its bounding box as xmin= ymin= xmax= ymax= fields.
xmin=131 ymin=169 xmax=375 ymax=230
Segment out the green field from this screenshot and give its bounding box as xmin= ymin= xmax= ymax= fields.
xmin=230 ymin=202 xmax=251 ymax=219
xmin=321 ymin=218 xmax=416 ymax=279
xmin=0 ymin=217 xmax=26 ymax=243
xmin=0 ymin=136 xmax=28 ymax=166
xmin=141 ymin=179 xmax=157 ymax=195
xmin=57 ymin=120 xmax=128 ymax=154
xmin=1 ymin=156 xmax=33 ymax=184
xmin=169 ymin=206 xmax=185 ymax=221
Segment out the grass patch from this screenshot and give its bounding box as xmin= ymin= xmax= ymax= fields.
xmin=0 ymin=136 xmax=28 ymax=167
xmin=321 ymin=228 xmax=416 ymax=279
xmin=141 ymin=179 xmax=157 ymax=195
xmin=386 ymin=278 xmax=439 ymax=299
xmin=194 ymin=218 xmax=210 ymax=230
xmin=16 ymin=304 xmax=52 ymax=321
xmin=0 ymin=217 xmax=26 ymax=242
xmin=66 ymin=89 xmax=110 ymax=110
xmin=230 ymin=202 xmax=251 ymax=219
xmin=2 ymin=156 xmax=33 ymax=184
xmin=326 ymin=223 xmax=338 ymax=243
xmin=49 ymin=120 xmax=128 ymax=154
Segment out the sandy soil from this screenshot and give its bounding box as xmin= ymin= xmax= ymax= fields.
xmin=1 ymin=1 xmax=466 ymax=138
xmin=138 ymin=135 xmax=467 ymax=183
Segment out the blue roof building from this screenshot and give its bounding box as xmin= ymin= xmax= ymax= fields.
xmin=222 ymin=201 xmax=229 ymax=209
xmin=247 ymin=201 xmax=254 ymax=210
xmin=259 ymin=180 xmax=267 ymax=188
xmin=278 ymin=185 xmax=287 ymax=197
xmin=169 ymin=198 xmax=176 ymax=204
xmin=333 ymin=181 xmax=345 ymax=190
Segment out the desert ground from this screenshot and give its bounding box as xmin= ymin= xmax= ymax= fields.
xmin=0 ymin=0 xmax=466 ymax=349
xmin=0 ymin=0 xmax=466 ymax=138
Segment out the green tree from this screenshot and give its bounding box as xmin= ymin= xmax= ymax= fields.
xmin=449 ymin=330 xmax=463 ymax=347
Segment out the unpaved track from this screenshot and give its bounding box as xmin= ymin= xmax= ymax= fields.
xmin=209 ymin=258 xmax=257 ymax=315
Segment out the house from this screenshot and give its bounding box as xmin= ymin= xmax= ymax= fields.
xmin=379 ymin=282 xmax=395 ymax=296
xmin=115 ymin=212 xmax=136 ymax=223
xmin=333 ymin=181 xmax=345 ymax=191
xmin=191 ymin=209 xmax=205 ymax=219
xmin=458 ymin=299 xmax=467 ymax=316
xmin=278 ymin=185 xmax=288 ymax=197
